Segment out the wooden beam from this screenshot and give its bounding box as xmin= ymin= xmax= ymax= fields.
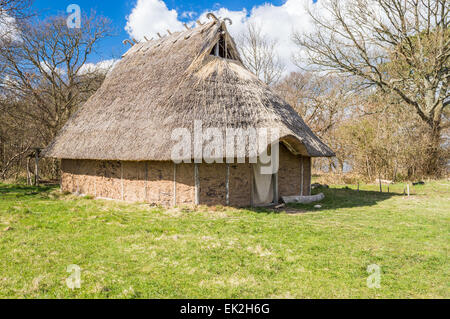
xmin=121 ymin=162 xmax=124 ymax=201
xmin=226 ymin=164 xmax=230 ymax=206
xmin=250 ymin=164 xmax=254 ymax=207
xmin=194 ymin=163 xmax=200 ymax=205
xmin=300 ymin=156 xmax=304 ymax=196
xmin=145 ymin=162 xmax=148 ymax=202
xmin=215 ymin=42 xmax=219 ymax=56
xmin=173 ymin=163 xmax=177 ymax=206
xmin=225 ymin=35 xmax=228 ymax=59
xmin=273 ymin=172 xmax=279 ymax=204
xmin=309 ymin=158 xmax=312 ymax=196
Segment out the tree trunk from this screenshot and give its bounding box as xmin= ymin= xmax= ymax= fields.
xmin=424 ymin=124 xmax=442 ymax=177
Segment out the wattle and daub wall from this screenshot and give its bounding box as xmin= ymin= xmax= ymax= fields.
xmin=61 ymin=145 xmax=311 ymax=207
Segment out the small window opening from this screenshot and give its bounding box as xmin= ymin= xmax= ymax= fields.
xmin=210 ymin=33 xmax=234 ymax=59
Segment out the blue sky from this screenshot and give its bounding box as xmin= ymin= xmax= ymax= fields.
xmin=31 ymin=0 xmax=317 ymax=71
xmin=32 ymin=1 xmax=285 ymax=62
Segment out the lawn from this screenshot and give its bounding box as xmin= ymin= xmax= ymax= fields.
xmin=0 ymin=180 xmax=448 ymax=298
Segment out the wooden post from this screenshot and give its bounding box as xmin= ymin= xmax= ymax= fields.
xmin=173 ymin=163 xmax=177 ymax=206
xmin=309 ymin=158 xmax=312 ymax=196
xmin=214 ymin=42 xmax=219 ymax=56
xmin=26 ymin=157 xmax=31 ymax=185
xmin=273 ymin=172 xmax=279 ymax=204
xmin=194 ymin=163 xmax=200 ymax=205
xmin=226 ymin=164 xmax=230 ymax=206
xmin=250 ymin=164 xmax=254 ymax=207
xmin=300 ymin=157 xmax=304 ymax=196
xmin=145 ymin=162 xmax=148 ymax=202
xmin=224 ymin=36 xmax=228 ymax=59
xmin=34 ymin=149 xmax=39 ymax=186
xmin=357 ymin=181 xmax=360 ymax=192
xmin=379 ymin=178 xmax=382 ymax=193
xmin=407 ymin=184 xmax=410 ymax=197
xmin=120 ymin=162 xmax=124 ymax=200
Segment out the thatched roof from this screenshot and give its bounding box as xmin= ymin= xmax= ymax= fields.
xmin=45 ymin=17 xmax=334 ymax=161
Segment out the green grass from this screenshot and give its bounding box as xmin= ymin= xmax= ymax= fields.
xmin=0 ymin=181 xmax=448 ymax=298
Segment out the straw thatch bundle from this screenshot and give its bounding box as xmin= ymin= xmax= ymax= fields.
xmin=44 ymin=18 xmax=334 ymax=161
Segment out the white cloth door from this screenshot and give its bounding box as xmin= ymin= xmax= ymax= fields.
xmin=252 ymin=162 xmax=274 ymax=206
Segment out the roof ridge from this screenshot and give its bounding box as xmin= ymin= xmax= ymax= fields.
xmin=121 ymin=13 xmax=234 ymax=56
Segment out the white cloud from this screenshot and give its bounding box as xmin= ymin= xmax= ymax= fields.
xmin=0 ymin=13 xmax=20 ymax=43
xmin=125 ymin=0 xmax=185 ymax=40
xmin=37 ymin=59 xmax=117 ymax=78
xmin=124 ymin=0 xmax=318 ymax=72
xmin=180 ymin=11 xmax=197 ymax=19
xmin=78 ymin=59 xmax=118 ymax=75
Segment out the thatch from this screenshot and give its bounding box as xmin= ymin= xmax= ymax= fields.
xmin=45 ymin=18 xmax=335 ymax=161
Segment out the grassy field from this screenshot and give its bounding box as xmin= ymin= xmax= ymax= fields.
xmin=0 ymin=180 xmax=448 ymax=298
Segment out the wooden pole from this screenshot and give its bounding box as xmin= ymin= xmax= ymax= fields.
xmin=194 ymin=163 xmax=200 ymax=205
xmin=173 ymin=163 xmax=177 ymax=206
xmin=226 ymin=164 xmax=230 ymax=206
xmin=26 ymin=157 xmax=31 ymax=185
xmin=300 ymin=157 xmax=304 ymax=196
xmin=273 ymin=172 xmax=279 ymax=204
xmin=145 ymin=162 xmax=148 ymax=202
xmin=379 ymin=178 xmax=382 ymax=193
xmin=214 ymin=42 xmax=219 ymax=56
xmin=407 ymin=184 xmax=410 ymax=197
xmin=34 ymin=149 xmax=39 ymax=186
xmin=120 ymin=162 xmax=124 ymax=200
xmin=250 ymin=164 xmax=254 ymax=207
xmin=225 ymin=36 xmax=228 ymax=59
xmin=357 ymin=181 xmax=360 ymax=192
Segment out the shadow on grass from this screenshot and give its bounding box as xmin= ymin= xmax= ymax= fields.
xmin=249 ymin=187 xmax=402 ymax=214
xmin=0 ymin=183 xmax=403 ymax=214
xmin=0 ymin=183 xmax=57 ymax=198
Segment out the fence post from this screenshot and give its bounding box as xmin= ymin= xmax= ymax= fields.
xmin=34 ymin=149 xmax=40 ymax=186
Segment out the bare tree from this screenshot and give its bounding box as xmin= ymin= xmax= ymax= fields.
xmin=0 ymin=12 xmax=114 ymax=180
xmin=0 ymin=0 xmax=32 ymax=19
xmin=0 ymin=0 xmax=32 ymax=44
xmin=294 ymin=0 xmax=449 ymax=175
xmin=276 ymin=72 xmax=356 ymax=172
xmin=238 ymin=22 xmax=285 ymax=85
xmin=0 ymin=13 xmax=114 ymax=141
